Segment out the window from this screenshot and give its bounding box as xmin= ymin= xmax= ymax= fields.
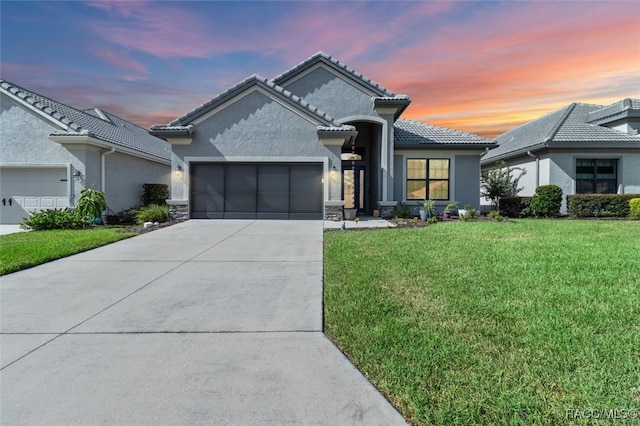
xmin=406 ymin=158 xmax=450 ymax=200
xmin=576 ymin=159 xmax=618 ymax=194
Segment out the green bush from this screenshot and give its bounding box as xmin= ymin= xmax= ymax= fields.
xmin=566 ymin=194 xmax=640 ymax=218
xmin=500 ymin=196 xmax=532 ymax=218
xmin=137 ymin=204 xmax=169 ymax=224
xmin=21 ymin=208 xmax=84 ymax=230
xmin=486 ymin=210 xmax=505 ymax=221
xmin=628 ymin=198 xmax=640 ymax=220
xmin=393 ymin=205 xmax=411 ymax=219
xmin=530 ymin=185 xmax=563 ymax=217
xmin=117 ymin=207 xmax=140 ymax=225
xmin=141 ymin=183 xmax=169 ymax=206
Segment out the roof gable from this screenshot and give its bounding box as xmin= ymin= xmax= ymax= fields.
xmin=163 ymin=74 xmax=341 ymax=128
xmin=0 ymin=78 xmax=170 ymax=161
xmin=273 ymin=52 xmax=396 ymax=98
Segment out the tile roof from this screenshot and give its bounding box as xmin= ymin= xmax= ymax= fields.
xmin=483 ymin=101 xmax=640 ymax=162
xmin=587 ymin=98 xmax=640 ymax=124
xmin=394 ymin=119 xmax=493 ymax=146
xmin=273 ymin=52 xmax=398 ymax=98
xmin=160 ymin=74 xmax=346 ymax=129
xmin=0 ymin=78 xmax=170 ymax=161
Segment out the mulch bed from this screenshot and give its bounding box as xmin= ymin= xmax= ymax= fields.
xmin=117 ymin=221 xmax=180 ymax=235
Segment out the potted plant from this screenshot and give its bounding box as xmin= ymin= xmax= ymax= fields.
xmin=419 ymin=199 xmax=436 ymax=221
xmin=458 ymin=204 xmax=472 ymax=218
xmin=459 ymin=204 xmax=478 ymax=219
xmin=443 ymin=201 xmax=459 ymax=219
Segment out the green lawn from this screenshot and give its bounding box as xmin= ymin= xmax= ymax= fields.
xmin=324 ymin=220 xmax=640 ymax=425
xmin=0 ymin=228 xmax=135 ymax=275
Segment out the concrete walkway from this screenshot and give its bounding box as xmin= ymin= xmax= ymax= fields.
xmin=0 ymin=220 xmax=406 ymax=425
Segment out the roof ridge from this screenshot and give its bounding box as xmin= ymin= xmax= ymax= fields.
xmin=272 ymin=52 xmax=395 ymax=97
xmin=544 ymin=103 xmax=576 ymax=142
xmin=0 ymin=78 xmax=92 ymax=132
xmin=167 ymin=74 xmax=340 ymax=128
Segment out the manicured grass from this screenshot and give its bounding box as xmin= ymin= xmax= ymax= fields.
xmin=324 ymin=220 xmax=640 ymax=425
xmin=0 ymin=228 xmax=135 ymax=275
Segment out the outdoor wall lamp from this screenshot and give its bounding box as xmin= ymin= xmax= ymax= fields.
xmin=73 ymin=170 xmax=82 ymax=181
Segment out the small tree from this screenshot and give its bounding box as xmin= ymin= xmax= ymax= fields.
xmin=76 ymin=188 xmax=107 ymax=223
xmin=481 ymin=161 xmax=527 ymax=211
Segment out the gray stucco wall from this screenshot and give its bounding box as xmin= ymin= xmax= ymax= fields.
xmin=175 ymin=90 xmax=335 ymax=160
xmin=1 ymin=94 xmax=76 ymax=165
xmin=454 ymin=155 xmax=481 ymax=209
xmin=393 ymin=150 xmax=483 ymax=212
xmin=1 ymin=93 xmax=170 ymax=212
xmin=105 ymin=151 xmax=170 ymax=212
xmin=281 ymin=67 xmax=376 ymax=121
xmin=550 ymin=149 xmax=640 ymax=212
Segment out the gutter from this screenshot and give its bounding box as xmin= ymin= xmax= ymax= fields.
xmin=101 ymin=147 xmax=116 ymax=193
xmin=527 ymin=151 xmax=540 ymax=188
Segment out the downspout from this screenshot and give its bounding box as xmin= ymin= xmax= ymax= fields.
xmin=101 ymin=147 xmax=116 ymax=195
xmin=527 ymin=151 xmax=539 ymax=188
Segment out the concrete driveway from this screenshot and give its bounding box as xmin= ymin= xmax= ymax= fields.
xmin=0 ymin=220 xmax=406 ymax=425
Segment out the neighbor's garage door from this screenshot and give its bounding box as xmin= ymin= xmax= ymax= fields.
xmin=191 ymin=163 xmax=323 ymax=220
xmin=0 ymin=167 xmax=69 ymax=224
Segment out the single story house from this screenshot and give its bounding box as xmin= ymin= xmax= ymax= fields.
xmin=151 ymin=52 xmax=494 ymax=220
xmin=481 ymin=99 xmax=640 ymax=212
xmin=0 ymin=78 xmax=171 ymax=224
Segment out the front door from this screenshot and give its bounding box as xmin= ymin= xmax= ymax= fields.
xmin=342 ymin=165 xmax=366 ymax=214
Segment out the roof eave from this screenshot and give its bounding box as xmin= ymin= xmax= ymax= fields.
xmin=480 ymin=143 xmax=549 ymax=164
xmin=396 ymin=142 xmax=496 ymax=150
xmin=49 ymin=133 xmax=171 ymax=164
xmin=373 ymin=97 xmax=412 ymax=120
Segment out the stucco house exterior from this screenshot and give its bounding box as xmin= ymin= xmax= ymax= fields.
xmin=151 ymin=52 xmax=494 ymax=220
xmin=481 ymin=99 xmax=640 ymax=212
xmin=0 ymin=79 xmax=171 ymax=224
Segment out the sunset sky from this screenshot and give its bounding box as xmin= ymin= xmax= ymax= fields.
xmin=1 ymin=0 xmax=639 ymax=138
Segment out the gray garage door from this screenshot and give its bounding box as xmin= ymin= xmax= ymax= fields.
xmin=191 ymin=163 xmax=323 ymax=219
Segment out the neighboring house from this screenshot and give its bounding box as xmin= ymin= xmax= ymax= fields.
xmin=481 ymin=99 xmax=640 ymax=212
xmin=0 ymin=78 xmax=171 ymax=224
xmin=151 ymin=52 xmax=494 ymax=220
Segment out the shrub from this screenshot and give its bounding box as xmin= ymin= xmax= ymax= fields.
xmin=393 ymin=205 xmax=411 ymax=219
xmin=141 ymin=183 xmax=169 ymax=206
xmin=21 ymin=208 xmax=84 ymax=230
xmin=117 ymin=207 xmax=140 ymax=225
xmin=500 ymin=196 xmax=532 ymax=218
xmin=427 ymin=216 xmax=437 ymax=224
xmin=629 ymin=198 xmax=640 ymax=220
xmin=137 ymin=204 xmax=169 ymax=224
xmin=530 ymin=185 xmax=563 ymax=217
xmin=566 ymin=194 xmax=640 ymax=218
xmin=76 ymin=188 xmax=107 ymax=222
xmin=486 ymin=210 xmax=505 ymax=221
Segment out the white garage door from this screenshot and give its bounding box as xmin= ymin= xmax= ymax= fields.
xmin=0 ymin=167 xmax=69 ymax=224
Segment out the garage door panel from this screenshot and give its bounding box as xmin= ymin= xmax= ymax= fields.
xmin=225 ymin=192 xmax=257 ymax=214
xmin=190 ymin=162 xmax=322 ymax=220
xmin=0 ymin=167 xmax=69 ymax=224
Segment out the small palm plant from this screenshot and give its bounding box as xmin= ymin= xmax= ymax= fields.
xmin=76 ymin=188 xmax=107 ymax=223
